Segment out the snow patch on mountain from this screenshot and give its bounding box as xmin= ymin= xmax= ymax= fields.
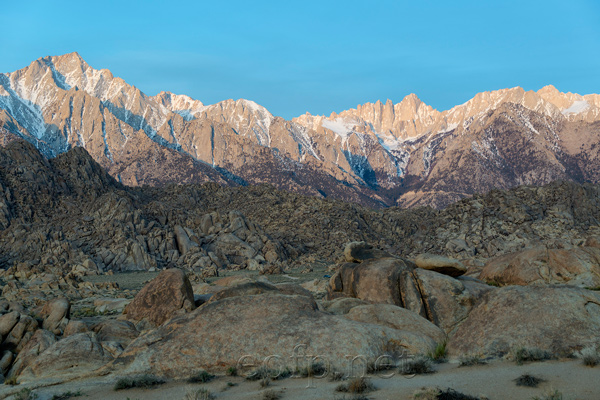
xmin=376 ymin=133 xmax=401 ymax=151
xmin=0 ymin=75 xmax=47 ymax=139
xmin=322 ymin=118 xmax=356 ymax=140
xmin=562 ymin=100 xmax=590 ymax=115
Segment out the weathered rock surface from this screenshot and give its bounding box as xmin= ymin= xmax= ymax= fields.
xmin=8 ymin=329 xmax=56 ymax=378
xmin=327 ymin=258 xmax=424 ymax=314
xmin=320 ymin=297 xmax=369 ymax=315
xmin=63 ymin=320 xmax=89 ymax=337
xmin=18 ymin=332 xmax=112 ymax=381
xmin=448 ymin=286 xmax=600 ymax=357
xmin=413 ymin=269 xmax=477 ymax=334
xmin=327 ymin=257 xmax=481 ymax=333
xmin=344 ymin=242 xmax=394 ymax=263
xmin=414 ymin=253 xmax=467 ymax=277
xmin=2 ymin=315 xmax=37 ymax=353
xmin=113 ymin=293 xmax=440 ymax=376
xmin=124 ymin=268 xmax=195 ymax=328
xmin=480 ymin=245 xmax=600 ymax=287
xmin=40 ymin=298 xmax=70 ymax=335
xmin=344 ymin=304 xmax=446 ymax=345
xmin=91 ymin=320 xmax=138 ymax=346
xmin=0 ymin=312 xmax=19 ymax=340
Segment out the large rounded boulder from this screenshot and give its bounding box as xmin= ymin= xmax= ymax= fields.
xmin=112 ymin=292 xmax=441 ymax=377
xmin=448 ymin=286 xmax=600 ymax=357
xmin=124 ymin=268 xmax=195 ymax=328
xmin=479 ymin=246 xmax=600 ymax=288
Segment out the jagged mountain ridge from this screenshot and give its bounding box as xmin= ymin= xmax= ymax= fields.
xmin=1 ymin=52 xmax=600 ymax=208
xmin=2 ymin=139 xmax=600 ymax=276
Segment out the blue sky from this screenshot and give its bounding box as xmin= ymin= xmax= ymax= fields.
xmin=1 ymin=1 xmax=599 ymax=119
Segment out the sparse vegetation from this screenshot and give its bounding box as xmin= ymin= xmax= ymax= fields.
xmin=113 ymin=374 xmax=166 ymax=390
xmin=51 ymin=390 xmax=83 ymax=400
xmin=262 ymin=389 xmax=282 ymax=400
xmin=531 ymin=389 xmax=563 ymax=400
xmin=335 ymin=377 xmax=375 ymax=394
xmin=187 ymin=370 xmax=215 ymax=383
xmin=246 ymin=365 xmax=290 ymax=381
xmin=328 ymin=369 xmax=346 ymax=381
xmin=412 ymin=387 xmax=485 ymax=400
xmin=514 ymin=374 xmax=545 ymax=387
xmin=14 ymin=388 xmax=38 ymax=400
xmin=4 ymin=376 xmax=18 ymax=385
xmin=400 ymin=356 xmax=435 ymax=375
xmin=71 ymin=306 xmax=109 ymax=318
xmin=333 ymin=396 xmax=369 ymax=400
xmin=458 ymin=354 xmax=487 ymax=367
xmin=260 ymin=377 xmax=271 ymax=388
xmin=511 ymin=346 xmax=553 ymax=365
xmin=296 ymin=361 xmax=327 ymax=377
xmin=580 ymin=346 xmax=600 ymax=367
xmin=485 ymin=280 xmax=501 ymax=287
xmin=183 ymin=388 xmax=214 ymax=400
xmin=226 ymin=366 xmax=238 ymax=376
xmin=427 ymin=340 xmax=448 ymax=363
xmin=221 ymin=381 xmax=238 ymax=391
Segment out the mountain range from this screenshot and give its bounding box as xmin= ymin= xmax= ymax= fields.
xmin=1 ymin=52 xmax=600 ymax=208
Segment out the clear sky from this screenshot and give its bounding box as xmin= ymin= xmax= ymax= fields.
xmin=1 ymin=0 xmax=599 ymax=119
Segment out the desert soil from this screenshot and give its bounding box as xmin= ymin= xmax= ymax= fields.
xmin=2 ymin=359 xmax=598 ymax=400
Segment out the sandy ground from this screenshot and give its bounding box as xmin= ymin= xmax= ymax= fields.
xmin=82 ymin=265 xmax=331 ymax=292
xmin=2 ymin=359 xmax=599 ymax=400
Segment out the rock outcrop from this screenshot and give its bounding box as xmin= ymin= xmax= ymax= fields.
xmin=479 ymin=245 xmax=600 ymax=287
xmin=18 ymin=332 xmax=112 ymax=381
xmin=114 ymin=292 xmax=440 ymax=376
xmin=327 ymin=257 xmax=480 ymax=333
xmin=124 ymin=268 xmax=195 ymax=328
xmin=414 ymin=253 xmax=467 ymax=277
xmin=448 ymin=286 xmax=600 ymax=357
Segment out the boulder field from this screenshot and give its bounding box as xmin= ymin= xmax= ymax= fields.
xmin=1 ymin=241 xmax=600 ymax=387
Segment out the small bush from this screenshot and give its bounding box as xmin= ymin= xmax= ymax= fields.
xmin=183 ymin=388 xmax=214 ymax=400
xmin=412 ymin=387 xmax=484 ymax=400
xmin=262 ymin=389 xmax=281 ymax=400
xmin=246 ymin=366 xmax=290 ymax=381
xmin=51 ymin=390 xmax=83 ymax=400
xmin=226 ymin=366 xmax=238 ymax=376
xmin=260 ymin=377 xmax=271 ymax=388
xmin=511 ymin=347 xmax=553 ymax=365
xmin=246 ymin=366 xmax=274 ymax=381
xmin=580 ymin=346 xmax=600 ymax=367
xmin=297 ymin=362 xmax=327 ymax=377
xmin=427 ymin=341 xmax=447 ymax=363
xmin=187 ymin=370 xmax=215 ymax=383
xmin=458 ymin=355 xmax=487 ymax=367
xmin=532 ymin=389 xmax=563 ymax=400
xmin=14 ymin=388 xmax=38 ymax=400
xmin=333 ymin=396 xmax=369 ymax=400
xmin=400 ymin=356 xmax=435 ymax=375
xmin=328 ymin=370 xmax=346 ymax=381
xmin=113 ymin=374 xmax=165 ymax=390
xmin=413 ymin=387 xmax=440 ymax=400
xmin=4 ymin=376 xmax=18 ymax=385
xmin=335 ymin=377 xmax=374 ymax=394
xmin=514 ymin=374 xmax=545 ymax=387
